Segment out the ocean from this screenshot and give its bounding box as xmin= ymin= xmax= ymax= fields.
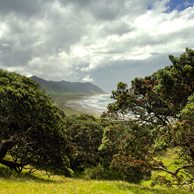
xmin=70 ymin=94 xmax=136 ymax=119
xmin=68 ymin=94 xmax=115 ymax=115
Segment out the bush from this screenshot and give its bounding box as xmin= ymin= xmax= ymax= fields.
xmin=85 ymin=164 xmax=148 ymax=183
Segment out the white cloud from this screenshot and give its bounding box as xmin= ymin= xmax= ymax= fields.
xmin=81 ymin=75 xmax=93 ymax=82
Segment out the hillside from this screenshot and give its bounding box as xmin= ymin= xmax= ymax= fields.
xmin=30 ymin=76 xmax=105 ymax=94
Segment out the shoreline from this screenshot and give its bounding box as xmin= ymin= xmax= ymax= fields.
xmin=64 ymin=94 xmax=104 ymax=117
xmin=55 ymin=93 xmax=113 ymax=117
xmin=65 ymin=99 xmax=101 ymax=117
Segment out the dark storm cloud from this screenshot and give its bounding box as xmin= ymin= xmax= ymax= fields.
xmin=0 ymin=47 xmax=32 ymax=67
xmin=0 ymin=0 xmax=89 ymax=71
xmin=88 ymin=0 xmax=146 ymax=21
xmin=59 ymin=0 xmax=144 ymax=21
xmin=44 ymin=8 xmax=88 ymax=52
xmin=0 ymin=0 xmax=46 ymax=16
xmin=100 ymin=21 xmax=133 ymax=36
xmin=91 ymin=1 xmax=122 ymax=21
xmin=59 ymin=0 xmax=92 ymax=7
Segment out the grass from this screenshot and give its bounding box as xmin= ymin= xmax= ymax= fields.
xmin=0 ymin=175 xmax=193 ymax=194
xmin=0 ymin=147 xmax=192 ymax=194
xmin=2 ymin=143 xmax=191 ymax=193
xmin=0 ymin=165 xmax=193 ymax=194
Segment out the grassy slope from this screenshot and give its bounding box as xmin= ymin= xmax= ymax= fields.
xmin=0 ymin=170 xmax=192 ymax=194
xmin=0 ymin=149 xmax=190 ymax=194
xmin=0 ymin=153 xmax=192 ymax=194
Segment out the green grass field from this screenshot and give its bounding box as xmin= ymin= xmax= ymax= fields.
xmin=0 ymin=171 xmax=192 ymax=194
xmin=0 ymin=143 xmax=193 ymax=193
xmin=0 ymin=160 xmax=193 ymax=194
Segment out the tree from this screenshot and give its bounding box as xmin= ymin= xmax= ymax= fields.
xmin=0 ymin=69 xmax=73 ymax=176
xmin=103 ymin=48 xmax=194 ymax=127
xmin=64 ymin=114 xmax=114 ymax=172
xmin=101 ymin=48 xmax=194 ymax=190
xmin=98 ymin=122 xmax=152 ymax=183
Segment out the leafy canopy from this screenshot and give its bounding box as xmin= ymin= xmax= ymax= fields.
xmin=101 ymin=48 xmax=194 ymax=190
xmin=0 ymin=69 xmax=73 ymax=176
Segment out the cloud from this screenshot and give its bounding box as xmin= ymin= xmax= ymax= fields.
xmin=2 ymin=43 xmax=10 ymax=47
xmin=0 ymin=0 xmax=194 ymax=92
xmin=0 ymin=0 xmax=50 ymax=17
xmin=81 ymin=75 xmax=93 ymax=82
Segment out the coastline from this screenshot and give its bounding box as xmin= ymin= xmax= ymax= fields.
xmin=65 ymin=99 xmax=101 ymax=117
xmin=64 ymin=94 xmax=112 ymax=117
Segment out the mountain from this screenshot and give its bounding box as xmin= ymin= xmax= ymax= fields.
xmin=30 ymin=76 xmax=105 ymax=94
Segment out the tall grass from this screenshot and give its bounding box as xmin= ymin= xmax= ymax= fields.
xmin=0 ymin=166 xmax=193 ymax=194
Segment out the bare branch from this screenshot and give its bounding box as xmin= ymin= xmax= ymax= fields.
xmin=153 ymin=163 xmax=194 ymax=176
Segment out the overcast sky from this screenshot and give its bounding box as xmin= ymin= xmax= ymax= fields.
xmin=0 ymin=0 xmax=194 ymax=92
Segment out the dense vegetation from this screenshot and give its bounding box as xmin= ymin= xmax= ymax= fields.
xmin=1 ymin=48 xmax=194 ymax=192
xmin=101 ymin=48 xmax=194 ymax=190
xmin=0 ymin=70 xmax=73 ymax=176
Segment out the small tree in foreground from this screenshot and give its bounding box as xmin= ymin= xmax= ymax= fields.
xmin=0 ymin=69 xmax=73 ymax=176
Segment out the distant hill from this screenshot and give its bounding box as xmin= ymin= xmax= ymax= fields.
xmin=30 ymin=76 xmax=105 ymax=94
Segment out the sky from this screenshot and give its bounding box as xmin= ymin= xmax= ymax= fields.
xmin=0 ymin=0 xmax=194 ymax=93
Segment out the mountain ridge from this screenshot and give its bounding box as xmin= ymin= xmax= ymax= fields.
xmin=30 ymin=76 xmax=105 ymax=94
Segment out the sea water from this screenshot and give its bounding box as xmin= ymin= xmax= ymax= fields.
xmin=74 ymin=94 xmax=115 ymax=115
xmin=74 ymin=94 xmax=137 ymax=119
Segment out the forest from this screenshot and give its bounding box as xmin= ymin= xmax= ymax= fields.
xmin=1 ymin=48 xmax=194 ymax=191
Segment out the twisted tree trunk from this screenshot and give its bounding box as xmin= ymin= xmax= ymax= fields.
xmin=0 ymin=138 xmax=26 ymax=171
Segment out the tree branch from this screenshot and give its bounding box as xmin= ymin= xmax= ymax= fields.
xmin=153 ymin=163 xmax=194 ymax=176
xmin=0 ymin=159 xmax=27 ymax=172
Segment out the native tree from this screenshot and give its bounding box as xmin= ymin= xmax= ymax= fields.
xmin=101 ymin=48 xmax=194 ymax=190
xmin=0 ymin=69 xmax=73 ymax=176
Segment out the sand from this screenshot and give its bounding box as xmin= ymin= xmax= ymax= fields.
xmin=65 ymin=98 xmax=101 ymax=117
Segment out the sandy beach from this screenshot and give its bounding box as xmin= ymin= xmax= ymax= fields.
xmin=64 ymin=94 xmax=114 ymax=117
xmin=65 ymin=99 xmax=101 ymax=116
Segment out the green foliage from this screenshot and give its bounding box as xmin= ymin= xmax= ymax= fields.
xmin=101 ymin=48 xmax=194 ymax=190
xmin=104 ymin=48 xmax=194 ymax=127
xmin=85 ymin=164 xmax=145 ymax=183
xmin=0 ymin=69 xmax=73 ymax=176
xmin=98 ymin=123 xmax=128 ymax=167
xmin=64 ymin=114 xmax=146 ymax=183
xmin=98 ymin=122 xmax=152 ymax=183
xmin=64 ymin=114 xmax=113 ymax=172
